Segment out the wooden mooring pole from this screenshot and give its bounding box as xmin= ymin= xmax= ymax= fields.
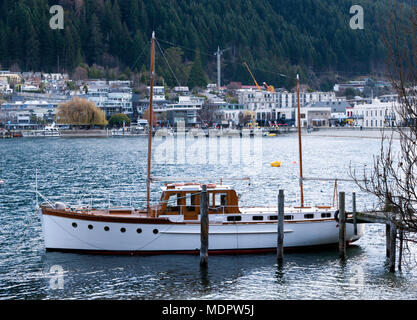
xmin=200 ymin=185 xmax=209 ymax=267
xmin=384 ymin=195 xmax=392 ymax=259
xmin=398 ymin=199 xmax=403 ymax=271
xmin=398 ymin=226 xmax=404 ymax=271
xmin=277 ymin=190 xmax=284 ymax=264
xmin=352 ymin=192 xmax=357 ymax=236
xmin=389 ymin=216 xmax=397 ymax=273
xmin=338 ymin=192 xmax=346 ymax=260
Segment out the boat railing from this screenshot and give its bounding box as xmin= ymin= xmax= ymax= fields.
xmin=165 ymin=204 xmax=280 ymax=214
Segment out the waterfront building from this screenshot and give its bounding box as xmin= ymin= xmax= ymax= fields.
xmin=218 ymin=104 xmax=247 ymax=126
xmin=294 ymin=106 xmax=332 ymax=128
xmin=153 ymin=96 xmax=204 ymax=126
xmin=0 ymin=100 xmax=60 ymax=129
xmin=237 ymin=88 xmax=336 ymax=111
xmin=351 ymin=98 xmax=400 ymax=128
xmin=83 ymin=81 xmax=133 ymax=118
xmin=306 ymin=100 xmax=351 ymax=125
xmin=255 ymin=107 xmax=295 ymax=126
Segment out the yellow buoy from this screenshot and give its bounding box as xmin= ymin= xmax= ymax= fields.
xmin=268 ymin=133 xmax=276 ymax=137
xmin=271 ymin=161 xmax=282 ymax=167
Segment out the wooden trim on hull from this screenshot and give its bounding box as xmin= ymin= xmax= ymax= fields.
xmin=45 ymin=241 xmax=359 ymax=256
xmin=41 ymin=208 xmax=183 ymax=224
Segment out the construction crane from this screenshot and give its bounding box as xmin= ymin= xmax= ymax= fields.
xmin=263 ymin=82 xmax=275 ymax=92
xmin=243 ymin=62 xmax=262 ymax=91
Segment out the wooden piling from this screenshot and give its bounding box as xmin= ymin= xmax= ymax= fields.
xmin=389 ymin=217 xmax=397 ymax=273
xmin=398 ymin=226 xmax=403 ymax=271
xmin=398 ymin=199 xmax=403 ymax=271
xmin=352 ymin=192 xmax=357 ymax=236
xmin=384 ymin=195 xmax=392 ymax=259
xmin=277 ymin=190 xmax=284 ymax=263
xmin=200 ymin=184 xmax=209 ymax=267
xmin=338 ymin=192 xmax=346 ymax=260
xmin=386 ymin=224 xmax=391 ymax=259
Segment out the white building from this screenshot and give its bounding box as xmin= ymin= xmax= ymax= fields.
xmin=174 ymin=86 xmax=190 ymax=95
xmin=84 ymin=82 xmax=133 ymax=118
xmin=0 ymin=100 xmax=60 ymax=127
xmin=238 ymin=89 xmax=336 ymax=110
xmin=147 ymin=86 xmax=166 ymax=102
xmin=351 ymin=98 xmax=400 ymax=128
xmin=21 ymin=84 xmax=39 ymax=92
xmin=0 ymin=80 xmax=12 ymax=94
xmin=295 ymin=106 xmax=332 ymax=128
xmin=154 ymin=96 xmax=204 ymax=126
xmin=306 ymin=100 xmax=351 ymax=125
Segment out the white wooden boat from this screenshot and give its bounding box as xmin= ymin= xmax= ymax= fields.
xmin=40 ymin=183 xmax=363 ymax=254
xmin=39 ymin=32 xmax=364 ymax=254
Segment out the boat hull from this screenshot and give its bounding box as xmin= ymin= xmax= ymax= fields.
xmin=41 ymin=211 xmax=364 ymax=255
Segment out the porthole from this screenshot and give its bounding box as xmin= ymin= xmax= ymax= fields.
xmin=120 ymin=227 xmax=126 ymax=233
xmin=227 ymin=215 xmax=242 ymax=222
xmin=153 ymin=229 xmax=159 ymax=234
xmin=136 ymin=228 xmax=142 ymax=234
xmin=88 ymin=224 xmax=93 ymax=230
xmin=72 ymin=222 xmax=77 ymax=228
xmin=104 ymin=226 xmax=110 ymax=231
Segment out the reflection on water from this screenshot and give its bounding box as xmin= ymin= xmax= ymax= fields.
xmin=0 ymin=135 xmax=416 ymax=299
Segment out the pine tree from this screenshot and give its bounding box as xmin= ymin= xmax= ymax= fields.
xmin=87 ymin=14 xmax=104 ymax=65
xmin=25 ymin=23 xmax=40 ymax=71
xmin=187 ymin=49 xmax=208 ymax=89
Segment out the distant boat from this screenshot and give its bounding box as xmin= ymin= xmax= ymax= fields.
xmin=43 ymin=123 xmax=60 ymax=137
xmin=0 ymin=179 xmax=4 ymax=185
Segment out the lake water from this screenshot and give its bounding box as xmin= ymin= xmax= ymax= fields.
xmin=0 ymin=133 xmax=416 ymax=299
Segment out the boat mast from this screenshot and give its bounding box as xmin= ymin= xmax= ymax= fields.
xmin=296 ymin=74 xmax=305 ymax=207
xmin=146 ymin=31 xmax=156 ymax=215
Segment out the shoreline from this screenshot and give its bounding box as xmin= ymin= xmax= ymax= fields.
xmin=1 ymin=127 xmax=402 ymax=139
xmin=305 ymin=127 xmax=401 ymax=139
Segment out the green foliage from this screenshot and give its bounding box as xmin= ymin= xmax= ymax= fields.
xmin=344 ymin=87 xmax=357 ymax=99
xmin=0 ymin=0 xmax=407 ymax=87
xmin=108 ymin=113 xmax=131 ymax=127
xmin=187 ymin=50 xmax=208 ymax=89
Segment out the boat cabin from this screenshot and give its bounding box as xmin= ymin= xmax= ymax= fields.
xmin=157 ymin=183 xmax=240 ymax=220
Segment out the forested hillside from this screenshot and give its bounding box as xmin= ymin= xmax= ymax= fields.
xmin=0 ymin=0 xmax=404 ymax=89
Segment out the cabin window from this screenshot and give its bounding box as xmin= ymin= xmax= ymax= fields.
xmin=136 ymin=228 xmax=142 ymax=234
xmin=227 ymin=215 xmax=242 ymax=222
xmin=304 ymin=214 xmax=314 ymax=219
xmin=104 ymin=226 xmax=110 ymax=231
xmin=185 ymin=193 xmax=198 ymax=211
xmin=268 ymin=215 xmax=278 ymax=220
xmin=72 ymin=223 xmax=77 ymax=228
xmin=153 ymin=229 xmax=159 ymax=234
xmin=166 ymin=193 xmax=180 ymax=212
xmin=284 ymin=215 xmax=294 ymax=220
xmin=252 ymin=216 xmax=264 ymax=221
xmin=213 ymin=193 xmax=228 ymax=207
xmin=120 ymin=228 xmax=126 ymax=233
xmin=321 ymin=212 xmax=331 ymax=218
